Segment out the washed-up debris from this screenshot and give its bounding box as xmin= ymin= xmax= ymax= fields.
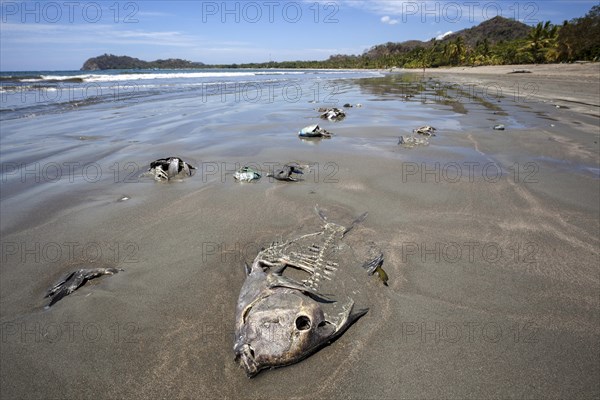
xmin=361 ymin=253 xmax=388 ymax=286
xmin=234 ymin=166 xmax=262 ymax=182
xmin=398 ymin=135 xmax=429 ymax=148
xmin=342 ymin=103 xmax=363 ymax=108
xmin=234 ymin=206 xmax=381 ymax=377
xmin=508 ymin=69 xmax=531 ymax=74
xmin=298 ymin=124 xmax=332 ymax=138
xmin=414 ymin=126 xmax=437 ymax=136
xmin=318 ymin=107 xmax=346 ymax=121
xmin=118 ymin=195 xmax=130 ymax=202
xmin=493 ymin=124 xmax=505 ymax=130
xmin=145 ymin=157 xmax=196 ymax=181
xmin=45 ymin=267 xmax=124 ymax=307
xmin=267 ymin=163 xmax=308 ymax=182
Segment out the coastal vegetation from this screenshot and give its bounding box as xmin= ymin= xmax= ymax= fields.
xmin=81 ymin=55 xmax=204 ymax=70
xmin=82 ymin=5 xmax=600 ymax=71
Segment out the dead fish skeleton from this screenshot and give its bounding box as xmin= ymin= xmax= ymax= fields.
xmin=147 ymin=157 xmax=196 ymax=181
xmin=234 ymin=207 xmax=382 ymax=377
xmin=45 ymin=267 xmax=123 ymax=307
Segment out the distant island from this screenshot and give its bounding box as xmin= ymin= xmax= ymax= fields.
xmin=81 ymin=5 xmax=599 ymax=71
xmin=81 ymin=55 xmax=204 ymax=70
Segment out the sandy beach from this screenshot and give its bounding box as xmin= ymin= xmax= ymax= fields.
xmin=1 ymin=64 xmax=599 ymax=399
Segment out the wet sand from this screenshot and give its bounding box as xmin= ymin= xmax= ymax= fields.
xmin=1 ymin=65 xmax=599 ymax=399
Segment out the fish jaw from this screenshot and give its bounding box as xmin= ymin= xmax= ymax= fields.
xmin=234 ymin=343 xmax=259 ymax=377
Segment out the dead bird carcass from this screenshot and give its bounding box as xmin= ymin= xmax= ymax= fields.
xmin=145 ymin=157 xmax=196 ymax=181
xmin=267 ymin=163 xmax=308 ymax=182
xmin=234 ymin=207 xmax=383 ymax=377
xmin=413 ymin=126 xmax=437 ymax=136
xmin=45 ymin=267 xmax=123 ymax=307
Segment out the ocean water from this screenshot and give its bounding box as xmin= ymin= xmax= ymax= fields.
xmin=0 ymin=68 xmax=383 ymax=120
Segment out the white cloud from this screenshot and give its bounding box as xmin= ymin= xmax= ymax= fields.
xmin=0 ymin=22 xmax=225 ymax=48
xmin=341 ymin=0 xmax=427 ymax=15
xmin=381 ymin=15 xmax=399 ymax=25
xmin=436 ymin=30 xmax=453 ymax=40
xmin=334 ymin=0 xmax=492 ymax=22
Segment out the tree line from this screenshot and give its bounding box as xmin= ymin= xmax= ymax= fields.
xmin=224 ymin=5 xmax=599 ymax=70
xmin=83 ymin=6 xmax=599 ymax=71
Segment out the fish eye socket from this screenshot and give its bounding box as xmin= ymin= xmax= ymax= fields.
xmin=295 ymin=315 xmax=312 ymax=331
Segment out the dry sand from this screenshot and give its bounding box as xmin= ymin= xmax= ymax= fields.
xmin=420 ymin=63 xmax=600 ymax=116
xmin=1 ymin=64 xmax=599 ymax=399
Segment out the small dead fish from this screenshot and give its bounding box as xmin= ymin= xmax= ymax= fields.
xmin=493 ymin=124 xmax=505 ymax=131
xmin=234 ymin=207 xmax=382 ymax=377
xmin=45 ymin=267 xmax=123 ymax=307
xmin=147 ymin=157 xmax=196 ymax=181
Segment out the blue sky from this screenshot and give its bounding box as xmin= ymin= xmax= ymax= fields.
xmin=1 ymin=0 xmax=597 ymax=71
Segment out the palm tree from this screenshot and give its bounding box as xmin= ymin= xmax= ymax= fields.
xmin=446 ymin=36 xmax=466 ymax=65
xmin=521 ymin=21 xmax=559 ymax=63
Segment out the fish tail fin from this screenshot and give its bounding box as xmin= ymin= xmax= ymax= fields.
xmin=343 ymin=212 xmax=368 ymax=236
xmin=361 ymin=253 xmax=384 ymax=275
xmin=315 ymin=205 xmax=328 ymax=222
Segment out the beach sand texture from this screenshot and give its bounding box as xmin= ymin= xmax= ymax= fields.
xmin=1 ymin=63 xmax=599 ymax=399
